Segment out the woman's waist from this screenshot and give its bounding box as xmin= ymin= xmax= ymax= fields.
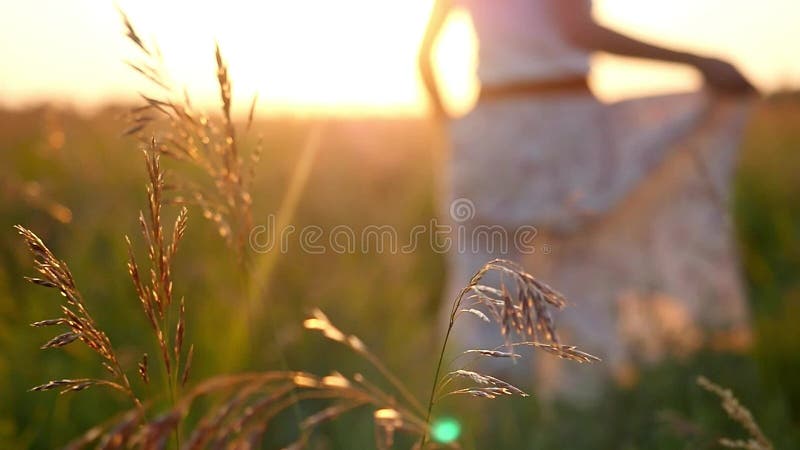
xmin=478 ymin=77 xmax=591 ymax=103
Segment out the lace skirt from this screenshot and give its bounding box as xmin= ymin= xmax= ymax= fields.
xmin=444 ymin=91 xmax=752 ymax=402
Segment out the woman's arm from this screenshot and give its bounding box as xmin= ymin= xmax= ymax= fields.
xmin=418 ymin=0 xmax=452 ymax=120
xmin=550 ymin=0 xmax=755 ymax=93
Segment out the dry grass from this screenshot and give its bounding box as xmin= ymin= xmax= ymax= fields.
xmin=118 ymin=11 xmax=328 ymax=374
xmin=78 ymin=370 xmax=428 ymax=449
xmin=697 ymin=376 xmax=773 ymax=450
xmin=125 ymin=140 xmax=192 ymax=391
xmin=17 ymin=138 xmax=196 ymax=447
xmin=16 ymin=225 xmax=143 ymax=413
xmin=18 ymin=187 xmax=599 ymax=449
xmin=120 ymin=10 xmax=259 ymax=261
xmin=419 ymin=258 xmax=600 ymax=446
xmin=37 ymin=258 xmax=598 ymax=449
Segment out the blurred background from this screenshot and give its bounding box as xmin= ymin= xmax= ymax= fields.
xmin=1 ymin=0 xmax=799 ymax=448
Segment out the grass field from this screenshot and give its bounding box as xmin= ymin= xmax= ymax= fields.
xmin=0 ymin=93 xmax=799 ymax=448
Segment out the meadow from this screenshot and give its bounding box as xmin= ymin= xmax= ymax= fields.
xmin=1 ymin=89 xmax=799 ymax=448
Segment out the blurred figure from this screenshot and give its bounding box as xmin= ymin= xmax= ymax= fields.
xmin=420 ymin=0 xmax=756 ymax=404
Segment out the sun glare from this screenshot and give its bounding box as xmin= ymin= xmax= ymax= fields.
xmin=1 ymin=0 xmax=798 ymax=115
xmin=114 ymin=0 xmax=477 ymax=116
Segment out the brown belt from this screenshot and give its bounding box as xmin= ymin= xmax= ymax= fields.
xmin=479 ymin=77 xmax=590 ymax=102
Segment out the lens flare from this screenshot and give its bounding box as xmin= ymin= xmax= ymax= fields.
xmin=431 ymin=416 xmax=461 ymax=444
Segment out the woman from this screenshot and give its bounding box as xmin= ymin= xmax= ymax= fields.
xmin=419 ymin=0 xmax=756 ymax=403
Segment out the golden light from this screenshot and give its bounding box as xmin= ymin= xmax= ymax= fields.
xmin=1 ymin=0 xmax=799 ymax=115
xmin=114 ymin=0 xmax=477 ymax=116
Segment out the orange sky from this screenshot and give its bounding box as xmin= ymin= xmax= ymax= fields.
xmin=1 ymin=0 xmax=799 ymax=116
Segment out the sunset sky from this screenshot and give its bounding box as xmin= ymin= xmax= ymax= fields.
xmin=1 ymin=0 xmax=799 ymax=116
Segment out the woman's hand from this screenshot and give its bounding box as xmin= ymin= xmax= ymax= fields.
xmin=694 ymin=57 xmax=756 ymax=94
xmin=551 ymin=1 xmax=758 ymax=96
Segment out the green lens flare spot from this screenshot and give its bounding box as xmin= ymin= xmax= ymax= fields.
xmin=431 ymin=417 xmax=461 ymax=443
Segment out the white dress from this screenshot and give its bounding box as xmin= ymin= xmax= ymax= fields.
xmin=445 ymin=0 xmax=752 ymax=403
